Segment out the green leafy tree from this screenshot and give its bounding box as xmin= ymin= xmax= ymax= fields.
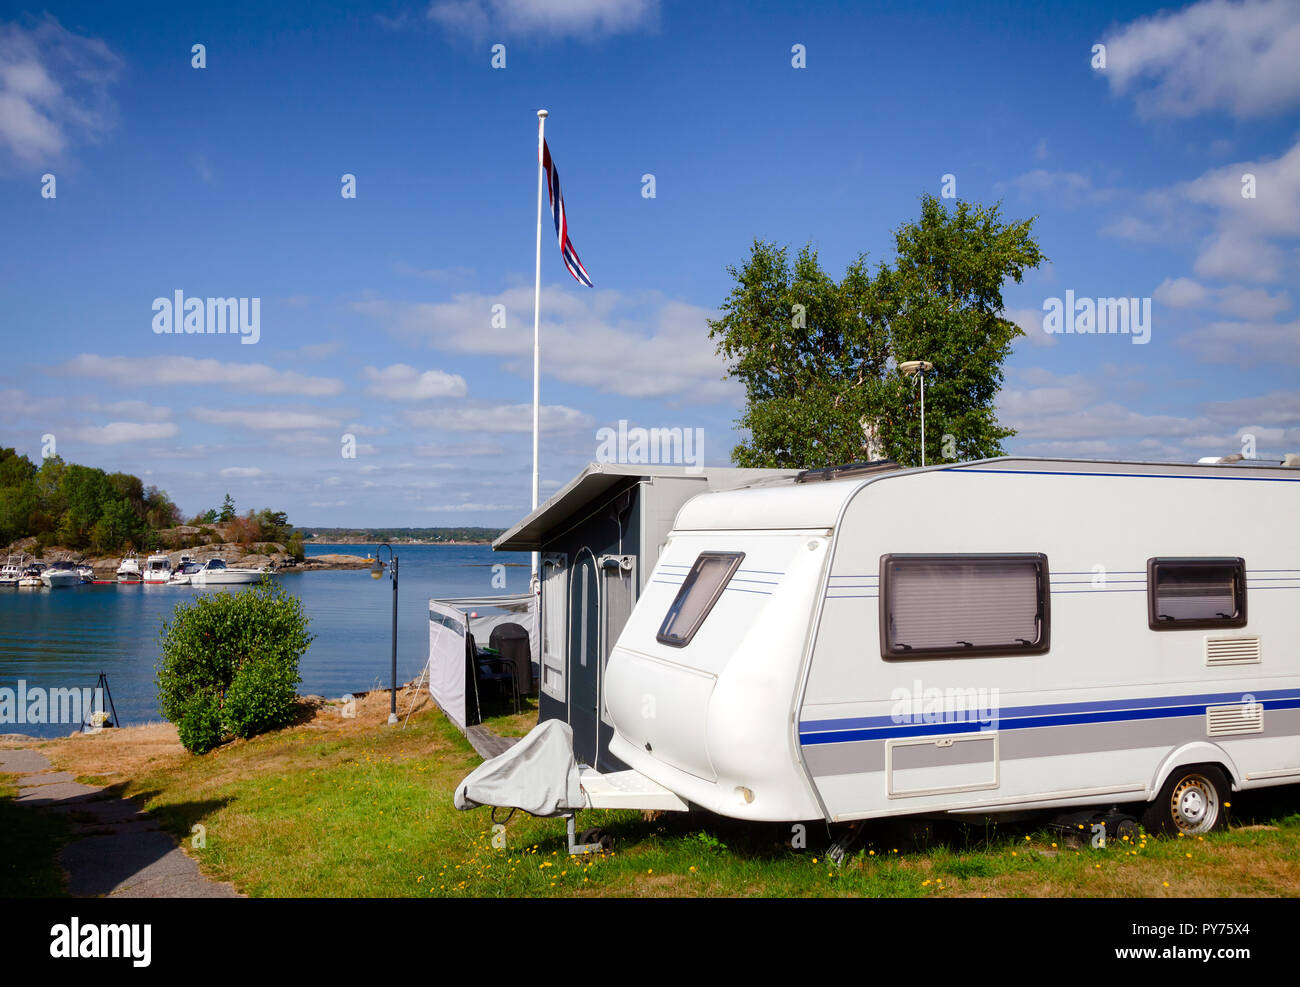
xmin=218 ymin=493 xmax=236 ymax=523
xmin=708 ymin=194 xmax=1045 ymax=469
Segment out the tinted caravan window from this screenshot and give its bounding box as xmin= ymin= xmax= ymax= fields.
xmin=881 ymin=554 xmax=1050 ymax=659
xmin=1147 ymin=558 xmax=1246 ymax=630
xmin=657 ymin=552 xmax=744 ymax=647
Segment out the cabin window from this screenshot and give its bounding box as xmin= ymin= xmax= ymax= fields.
xmin=656 ymin=552 xmax=745 ymax=647
xmin=880 ymin=554 xmax=1050 ymax=659
xmin=1147 ymin=558 xmax=1246 ymax=630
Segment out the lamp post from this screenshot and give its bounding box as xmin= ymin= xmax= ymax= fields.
xmin=370 ymin=544 xmax=399 ymax=725
xmin=899 ymin=360 xmax=934 ymax=467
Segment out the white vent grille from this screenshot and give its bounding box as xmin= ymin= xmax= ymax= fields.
xmin=1206 ymin=702 xmax=1264 ymax=737
xmin=1205 ymin=635 xmax=1261 ymax=666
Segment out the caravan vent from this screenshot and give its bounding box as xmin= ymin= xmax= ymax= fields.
xmin=1205 ymin=635 xmax=1261 ymax=666
xmin=1206 ymin=702 xmax=1264 ymax=737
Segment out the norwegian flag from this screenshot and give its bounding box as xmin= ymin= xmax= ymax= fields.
xmin=541 ymin=139 xmax=593 ymax=287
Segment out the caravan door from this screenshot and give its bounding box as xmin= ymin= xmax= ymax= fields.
xmin=568 ymin=552 xmax=601 ymax=767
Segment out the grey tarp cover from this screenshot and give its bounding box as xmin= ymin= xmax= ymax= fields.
xmin=453 ymin=720 xmax=585 ymax=818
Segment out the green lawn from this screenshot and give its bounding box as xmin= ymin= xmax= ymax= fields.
xmin=31 ymin=702 xmax=1299 ymax=897
xmin=0 ymin=774 xmax=70 ymax=897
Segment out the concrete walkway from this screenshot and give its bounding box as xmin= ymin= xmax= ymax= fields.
xmin=0 ymin=748 xmax=240 ymax=898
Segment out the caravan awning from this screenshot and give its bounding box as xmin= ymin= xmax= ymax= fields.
xmin=493 ymin=463 xmax=797 ymax=552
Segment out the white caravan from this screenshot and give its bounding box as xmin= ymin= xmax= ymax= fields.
xmin=460 ymin=457 xmax=1300 ymax=840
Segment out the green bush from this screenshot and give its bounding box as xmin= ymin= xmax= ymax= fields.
xmin=176 ymin=690 xmax=224 ymax=755
xmin=223 ymin=656 xmax=299 ymax=739
xmin=157 ymin=578 xmax=313 ymax=753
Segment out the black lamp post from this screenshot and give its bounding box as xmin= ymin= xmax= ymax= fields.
xmin=370 ymin=544 xmax=399 ymax=725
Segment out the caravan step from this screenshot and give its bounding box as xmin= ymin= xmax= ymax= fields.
xmin=578 ymin=766 xmax=689 ymax=812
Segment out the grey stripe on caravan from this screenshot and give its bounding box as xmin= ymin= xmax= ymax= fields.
xmin=802 ymin=707 xmax=1300 ymax=778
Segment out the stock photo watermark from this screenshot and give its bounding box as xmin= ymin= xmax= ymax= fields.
xmin=595 ymin=420 xmax=704 ymax=474
xmin=1042 ymin=290 xmax=1151 ymax=344
xmin=890 ymin=679 xmax=1000 ymax=729
xmin=0 ymin=681 xmax=106 ymax=728
xmin=152 ymin=291 xmax=261 ymax=344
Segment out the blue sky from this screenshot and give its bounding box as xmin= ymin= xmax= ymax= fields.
xmin=2 ymin=0 xmax=1297 ymax=526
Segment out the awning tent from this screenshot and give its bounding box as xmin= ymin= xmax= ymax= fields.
xmin=427 ymin=593 xmax=537 ymax=733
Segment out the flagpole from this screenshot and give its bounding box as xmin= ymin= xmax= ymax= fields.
xmin=531 ymin=109 xmax=547 ymax=595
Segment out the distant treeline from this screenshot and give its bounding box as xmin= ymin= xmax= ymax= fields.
xmin=300 ymin=527 xmax=505 ymax=543
xmin=0 ymin=447 xmax=300 ymax=556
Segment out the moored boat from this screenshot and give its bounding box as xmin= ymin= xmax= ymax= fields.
xmin=40 ymin=561 xmax=81 ymax=588
xmin=143 ymin=553 xmax=173 ymax=584
xmin=116 ymin=553 xmax=142 ymax=583
xmin=0 ymin=553 xmax=26 ymax=586
xmin=190 ymin=557 xmax=271 ymax=586
xmin=76 ymin=562 xmax=95 ymax=583
xmin=17 ymin=563 xmax=46 ymax=588
xmin=168 ymin=555 xmax=202 ymax=585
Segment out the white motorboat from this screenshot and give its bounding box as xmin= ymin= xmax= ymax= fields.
xmin=17 ymin=563 xmax=46 ymax=588
xmin=168 ymin=555 xmax=202 ymax=585
xmin=143 ymin=553 xmax=173 ymax=584
xmin=190 ymin=557 xmax=271 ymax=586
xmin=0 ymin=553 xmax=27 ymax=586
xmin=76 ymin=562 xmax=96 ymax=583
xmin=41 ymin=562 xmax=81 ymax=588
xmin=116 ymin=553 xmax=142 ymax=583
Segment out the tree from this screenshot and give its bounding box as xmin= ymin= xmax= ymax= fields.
xmin=218 ymin=494 xmax=236 ymax=523
xmin=707 ymin=194 xmax=1045 ymax=469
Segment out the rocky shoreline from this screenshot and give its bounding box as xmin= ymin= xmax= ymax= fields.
xmin=5 ymin=541 xmax=378 ymax=575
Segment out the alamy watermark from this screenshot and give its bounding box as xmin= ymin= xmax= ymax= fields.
xmin=1042 ymin=290 xmax=1150 ymax=344
xmin=152 ymin=290 xmax=260 ymax=344
xmin=890 ymin=679 xmax=1000 ymax=729
xmin=595 ymin=419 xmax=704 ymax=474
xmin=0 ymin=681 xmax=105 ymax=727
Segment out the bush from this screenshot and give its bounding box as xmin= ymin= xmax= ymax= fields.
xmin=223 ymin=657 xmax=299 ymax=739
xmin=157 ymin=578 xmax=313 ymax=753
xmin=176 ymin=691 xmax=224 ymax=755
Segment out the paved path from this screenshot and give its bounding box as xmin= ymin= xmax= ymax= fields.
xmin=0 ymin=748 xmax=240 ymax=898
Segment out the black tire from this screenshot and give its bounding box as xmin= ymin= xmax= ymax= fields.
xmin=579 ymin=827 xmax=613 ymax=852
xmin=1142 ymin=765 xmax=1229 ymax=836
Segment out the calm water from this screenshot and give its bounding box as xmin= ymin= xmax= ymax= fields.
xmin=0 ymin=543 xmax=529 ymax=737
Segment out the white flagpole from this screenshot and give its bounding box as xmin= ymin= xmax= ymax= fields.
xmin=531 ymin=109 xmax=547 ymax=594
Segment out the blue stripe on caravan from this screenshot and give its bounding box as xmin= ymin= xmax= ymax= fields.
xmin=800 ymin=696 xmax=1300 ymax=745
xmin=799 ymin=688 xmax=1300 ymax=736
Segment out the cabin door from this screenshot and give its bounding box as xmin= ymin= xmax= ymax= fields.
xmin=598 ymin=554 xmax=636 ymax=770
xmin=568 ymin=552 xmax=602 ymax=767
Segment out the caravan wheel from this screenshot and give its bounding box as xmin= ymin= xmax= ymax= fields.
xmin=1143 ymin=766 xmax=1228 ymax=836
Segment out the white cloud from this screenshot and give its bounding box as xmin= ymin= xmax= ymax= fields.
xmin=1213 ymin=285 xmax=1292 ymax=320
xmin=1154 ymin=277 xmax=1209 ymax=308
xmin=57 ymin=354 xmax=344 ymax=396
xmin=219 ymin=466 xmax=263 ymax=478
xmin=415 ymin=440 xmax=506 ymax=457
xmin=90 ymin=399 xmax=173 ymax=422
xmin=404 ymin=402 xmax=593 ymax=433
xmin=1101 ymin=0 xmax=1300 ymax=120
xmin=1005 ymin=306 xmax=1057 ymax=348
xmin=355 ymin=286 xmax=741 ymax=403
xmin=363 ymin=363 xmax=468 ymax=400
xmin=1178 ymin=318 xmax=1300 ymax=366
xmin=0 ymin=14 xmax=122 ymax=165
xmin=65 ymin=421 xmax=178 ymax=444
xmin=418 ymin=502 xmax=522 ymax=512
xmin=998 ymin=169 xmax=1114 ymax=206
xmin=192 ymin=408 xmax=342 ymax=431
xmin=427 ymin=0 xmax=657 ymax=40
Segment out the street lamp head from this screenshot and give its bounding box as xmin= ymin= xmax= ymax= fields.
xmin=370 ymin=558 xmax=383 ymax=579
xmin=899 ymin=360 xmax=934 ymax=377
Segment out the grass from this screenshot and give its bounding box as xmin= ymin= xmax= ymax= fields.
xmin=0 ymin=774 xmax=70 ymax=896
xmin=6 ymin=689 xmax=1300 ymax=897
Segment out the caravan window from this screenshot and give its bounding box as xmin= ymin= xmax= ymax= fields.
xmin=880 ymin=554 xmax=1050 ymax=659
xmin=656 ymin=552 xmax=745 ymax=647
xmin=1147 ymin=558 xmax=1246 ymax=630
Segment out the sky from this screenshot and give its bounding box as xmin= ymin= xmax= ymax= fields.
xmin=1 ymin=0 xmax=1297 ymax=527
